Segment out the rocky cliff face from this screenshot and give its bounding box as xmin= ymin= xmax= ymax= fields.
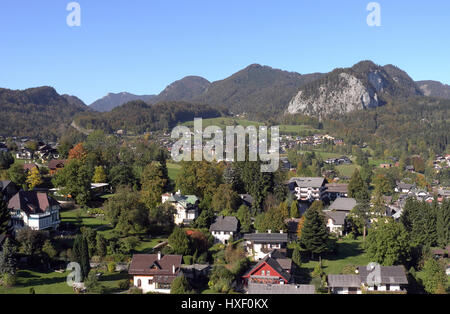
xmin=286 ymin=61 xmax=422 ymax=117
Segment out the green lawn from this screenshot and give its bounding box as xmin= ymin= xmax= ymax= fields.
xmin=167 ymin=162 xmax=182 ymax=181
xmin=134 ymin=238 xmax=168 ymax=254
xmin=0 ymin=269 xmax=74 ymax=294
xmin=336 ymin=164 xmax=360 ymax=177
xmin=298 ymin=238 xmax=371 ymax=284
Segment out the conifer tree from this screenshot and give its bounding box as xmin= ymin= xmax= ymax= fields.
xmin=290 ymin=200 xmax=299 ymax=218
xmin=73 ymin=235 xmax=90 ymax=281
xmin=0 ymin=194 xmax=11 ymax=235
xmin=299 ymin=201 xmax=329 ymax=259
xmin=0 ymin=238 xmax=16 ymax=276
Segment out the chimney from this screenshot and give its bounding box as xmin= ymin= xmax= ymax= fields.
xmin=172 ymin=265 xmax=176 ymax=274
xmin=268 ymin=230 xmax=272 ymax=234
xmin=280 ymin=230 xmax=284 ymax=234
xmin=158 ymin=251 xmax=161 ymax=260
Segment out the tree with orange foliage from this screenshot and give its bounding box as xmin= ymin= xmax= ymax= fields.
xmin=297 ymin=216 xmax=306 ymax=238
xmin=68 ymin=143 xmax=87 ymax=161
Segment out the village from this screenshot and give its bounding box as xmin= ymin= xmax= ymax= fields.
xmin=0 ymin=130 xmax=449 ymax=295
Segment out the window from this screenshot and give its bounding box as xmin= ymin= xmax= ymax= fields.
xmin=261 ymin=270 xmax=265 ymax=276
xmin=148 ymin=279 xmax=153 ymax=285
xmin=137 ymin=279 xmax=141 ymax=287
xmin=386 ymin=284 xmax=390 ymax=291
xmin=267 ymin=271 xmax=270 ymax=276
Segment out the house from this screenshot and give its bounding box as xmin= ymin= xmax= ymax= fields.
xmin=328 ymin=265 xmax=408 ymax=294
xmin=15 ymin=149 xmax=33 ymax=160
xmin=328 ymin=198 xmax=357 ymax=212
xmin=128 ymin=253 xmax=182 ymax=294
xmin=279 ymin=157 xmax=291 ymax=171
xmin=325 ymin=183 xmax=349 ymax=201
xmin=0 ymin=181 xmax=19 ymax=202
xmin=327 ymin=275 xmax=362 ymax=294
xmin=239 ymin=194 xmax=254 ymax=207
xmin=243 ymin=232 xmax=288 ymax=260
xmin=358 ymin=265 xmax=408 ymax=292
xmin=180 ymin=264 xmax=212 ymax=281
xmin=287 ymin=177 xmax=326 ymax=202
xmin=48 ymin=159 xmax=67 ymax=176
xmin=23 ymin=163 xmax=39 ymax=173
xmin=247 ymin=283 xmax=315 ymax=294
xmin=324 ymin=211 xmax=347 ymax=236
xmin=242 ymin=250 xmax=293 ymax=287
xmin=7 ymin=191 xmax=61 ymax=231
xmin=162 ymin=191 xmax=199 ymax=225
xmin=209 ymin=216 xmax=239 ymax=244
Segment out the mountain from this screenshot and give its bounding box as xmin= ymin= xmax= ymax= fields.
xmin=287 ymin=61 xmax=423 ymax=117
xmin=157 ymin=76 xmax=210 ymax=102
xmin=90 ymin=92 xmax=157 ymax=112
xmin=62 ymin=94 xmax=90 ymax=110
xmin=0 ymin=86 xmax=90 ymax=140
xmin=194 ymin=64 xmax=323 ymax=117
xmin=416 ymin=80 xmax=450 ymax=99
xmin=75 ymin=100 xmax=223 ymax=134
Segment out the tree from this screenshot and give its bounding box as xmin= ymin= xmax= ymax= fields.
xmin=80 ymin=227 xmax=97 ymax=258
xmin=175 ymin=161 xmax=223 ymax=199
xmin=92 ymin=166 xmax=107 ymax=183
xmin=0 ymin=152 xmax=14 ymax=170
xmin=401 ymin=198 xmax=437 ymax=248
xmin=0 ymin=238 xmax=16 ymax=276
xmin=42 ymin=240 xmax=57 ymax=260
xmin=211 ymin=184 xmax=240 ymax=215
xmin=26 ymin=167 xmax=42 ymax=190
xmin=72 ymin=234 xmax=90 ymax=281
xmin=170 ymin=274 xmax=192 ymax=294
xmin=421 ymin=257 xmax=447 ymax=294
xmin=236 ymin=205 xmax=252 ymax=233
xmin=168 ymin=227 xmax=190 ymax=256
xmin=348 ymin=169 xmax=369 ymax=202
xmin=366 ymin=219 xmax=410 ymax=266
xmin=52 ymin=159 xmax=92 ymax=206
xmin=192 ymin=208 xmax=215 ymax=230
xmin=141 ymin=162 xmax=167 ymax=210
xmin=292 ymin=245 xmax=302 ymax=269
xmin=290 ymin=200 xmax=299 ymax=218
xmin=346 ymin=201 xmax=370 ymax=241
xmin=0 ymin=195 xmax=11 ymax=235
xmin=436 ymin=200 xmax=450 ymax=247
xmin=7 ymin=163 xmax=27 ymax=187
xmin=373 ymin=174 xmax=393 ymax=196
xmin=68 ymin=143 xmax=88 ymax=161
xmin=109 ymin=164 xmax=136 ymax=189
xmin=299 ymin=201 xmax=329 ymax=259
xmin=96 ymin=234 xmax=107 ymax=258
xmin=16 ymin=228 xmax=48 ymax=256
xmin=296 ymin=216 xmax=305 ymax=238
xmin=148 ymin=202 xmax=176 ymax=235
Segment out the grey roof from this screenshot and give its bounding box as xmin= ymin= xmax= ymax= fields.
xmin=239 ymin=194 xmax=254 ymax=205
xmin=288 ymin=177 xmax=326 ymax=188
xmin=396 ymin=182 xmax=414 ymax=190
xmin=244 ymin=232 xmax=288 ymax=243
xmin=324 ymin=211 xmax=347 ymax=226
xmin=358 ymin=266 xmax=408 ymax=285
xmin=327 ymin=275 xmax=361 ymax=288
xmin=325 ymin=183 xmax=349 ymax=194
xmin=248 ymin=283 xmax=315 ymax=294
xmin=328 ymin=198 xmax=357 ymax=212
xmin=210 ymin=216 xmax=239 ymax=232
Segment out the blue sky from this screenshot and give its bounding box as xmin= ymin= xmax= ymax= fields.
xmin=0 ymin=0 xmax=449 ymax=105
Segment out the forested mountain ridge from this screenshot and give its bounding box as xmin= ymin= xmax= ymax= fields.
xmin=75 ymin=100 xmax=224 ymax=134
xmin=0 ymin=86 xmax=90 ymax=140
xmin=90 ymin=92 xmax=158 ymax=112
xmin=417 ymin=80 xmax=450 ymax=99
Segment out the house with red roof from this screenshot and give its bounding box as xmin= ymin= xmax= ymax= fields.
xmin=128 ymin=253 xmax=183 ymax=294
xmin=7 ymin=191 xmax=61 ymax=231
xmin=242 ymin=250 xmax=293 ymax=287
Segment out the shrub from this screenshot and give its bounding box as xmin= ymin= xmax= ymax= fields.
xmin=1 ymin=273 xmax=17 ymax=288
xmin=107 ymin=262 xmax=116 ymax=273
xmin=118 ymin=279 xmax=130 ymax=290
xmin=183 ymin=255 xmax=193 ymax=265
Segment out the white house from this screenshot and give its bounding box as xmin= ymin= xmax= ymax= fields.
xmin=243 ymin=232 xmax=289 ymax=260
xmin=128 ymin=253 xmax=182 ymax=294
xmin=324 ymin=211 xmax=347 ymax=236
xmin=358 ymin=265 xmax=408 ymax=292
xmin=209 ymin=216 xmax=239 ymax=244
xmin=8 ymin=191 xmax=61 ymax=231
xmin=162 ymin=191 xmax=199 ymax=225
xmin=287 ymin=177 xmax=326 ymax=202
xmin=328 ymin=275 xmax=362 ymax=294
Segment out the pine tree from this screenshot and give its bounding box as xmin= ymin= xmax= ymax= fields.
xmin=299 ymin=201 xmax=329 ymax=259
xmin=0 ymin=238 xmax=16 ymax=275
xmin=348 ymin=169 xmax=369 ymax=202
xmin=73 ymin=235 xmax=90 ymax=281
xmin=0 ymin=194 xmax=12 ymax=235
xmin=96 ymin=234 xmax=107 ymax=258
xmin=436 ymin=200 xmax=450 ymax=247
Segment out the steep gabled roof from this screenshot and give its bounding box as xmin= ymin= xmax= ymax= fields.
xmin=8 ymin=191 xmax=59 ymax=215
xmin=358 ymin=266 xmax=408 ymax=285
xmin=244 ymin=232 xmax=288 ymax=243
xmin=210 ymin=216 xmax=239 ymax=232
xmin=128 ymin=254 xmax=182 ymax=276
xmin=242 ymin=254 xmax=292 ymax=283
